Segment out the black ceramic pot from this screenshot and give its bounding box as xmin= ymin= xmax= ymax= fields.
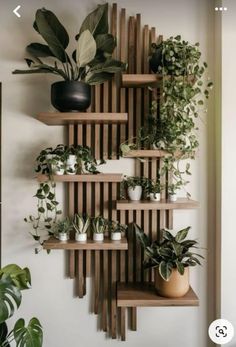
xmin=51 ymin=81 xmax=91 ymax=112
xmin=149 ymin=46 xmax=162 ymax=73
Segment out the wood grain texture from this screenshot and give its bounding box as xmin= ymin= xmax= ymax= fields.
xmin=122 ymin=74 xmax=195 ymax=88
xmin=37 ymin=113 xmax=128 ymax=125
xmin=111 ymin=3 xmax=118 ymax=159
xmin=43 ymin=237 xmax=128 ymax=250
xmin=117 ymin=283 xmax=199 ymax=307
xmin=68 ymin=125 xmax=75 ymax=279
xmin=116 ymin=199 xmax=199 ymax=210
xmin=37 ymin=174 xmax=123 ymax=183
xmin=94 ymin=250 xmax=100 ymax=314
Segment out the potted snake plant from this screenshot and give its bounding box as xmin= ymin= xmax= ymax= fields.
xmin=73 ymin=213 xmax=90 ymax=242
xmin=13 ymin=4 xmax=127 ymax=112
xmin=135 ymin=224 xmax=203 ymax=298
xmin=92 ymin=216 xmax=107 ymax=242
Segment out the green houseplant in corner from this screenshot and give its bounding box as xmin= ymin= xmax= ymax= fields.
xmin=135 ymin=224 xmax=203 ymax=298
xmin=13 ymin=4 xmax=127 ymax=112
xmin=0 ymin=264 xmax=43 ymax=347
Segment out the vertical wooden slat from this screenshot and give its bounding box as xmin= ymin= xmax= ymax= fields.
xmin=111 ymin=250 xmax=117 ymax=339
xmin=78 ymin=250 xmax=84 ymax=298
xmin=143 ymin=160 xmax=149 ymax=282
xmin=68 ymin=125 xmax=75 ymax=279
xmin=120 ymin=211 xmax=126 ymax=282
xmin=135 ymin=14 xmax=142 ymax=137
xmin=120 ymin=9 xmax=127 ymax=146
xmin=95 ymin=86 xmax=101 ymax=159
xmin=94 ymin=250 xmax=100 ymax=314
xmin=103 ymin=83 xmax=109 ymax=160
xmin=111 ymin=4 xmax=118 ymax=159
xmin=143 ymin=25 xmax=150 ymax=130
xmin=128 ymin=17 xmax=135 ymax=141
xmin=102 ymin=182 xmax=109 ymax=331
xmin=121 ymin=307 xmax=126 ymax=341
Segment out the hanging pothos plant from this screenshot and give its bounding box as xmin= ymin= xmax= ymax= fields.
xmin=120 ymin=35 xmax=213 ymax=197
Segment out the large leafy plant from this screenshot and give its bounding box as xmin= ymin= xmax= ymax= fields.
xmin=0 ymin=264 xmax=43 ymax=347
xmin=13 ymin=4 xmax=127 ymax=83
xmin=134 ymin=224 xmax=203 ymax=280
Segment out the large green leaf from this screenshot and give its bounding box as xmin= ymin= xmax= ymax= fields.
xmin=0 ymin=275 xmax=21 ymax=323
xmin=134 ymin=224 xmax=151 ymax=249
xmin=85 ymin=72 xmax=113 ymax=85
xmin=161 ymin=229 xmax=174 ymax=241
xmin=13 ymin=64 xmax=68 ymax=80
xmin=89 ymin=59 xmax=127 ymax=74
xmin=35 ymin=8 xmax=69 ymax=62
xmin=76 ymin=30 xmax=96 ymax=67
xmin=175 ymin=260 xmax=185 ymax=275
xmin=0 ymin=264 xmax=31 ymax=290
xmin=77 ymin=3 xmax=108 ymax=38
xmin=14 ymin=318 xmax=43 ymax=347
xmin=26 ymin=43 xmax=54 ymax=58
xmin=159 ymin=261 xmax=173 ymax=281
xmin=0 ymin=322 xmax=9 ymax=347
xmin=95 ymin=34 xmax=116 ymax=54
xmin=175 ymin=226 xmax=190 ymax=242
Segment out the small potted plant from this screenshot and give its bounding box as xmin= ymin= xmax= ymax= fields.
xmin=35 ymin=144 xmax=66 ymax=176
xmin=168 ymin=182 xmax=182 ymax=202
xmin=145 ymin=178 xmax=163 ymax=202
xmin=65 ymin=146 xmax=77 ymax=175
xmin=53 ymin=217 xmax=72 ymax=242
xmin=135 ymin=224 xmax=203 ymax=298
xmin=108 ymin=220 xmax=127 ymax=241
xmin=121 ymin=176 xmax=144 ymax=201
xmin=13 ymin=5 xmax=127 ymax=112
xmin=73 ymin=213 xmax=90 ymax=242
xmin=92 ymin=216 xmax=107 ymax=242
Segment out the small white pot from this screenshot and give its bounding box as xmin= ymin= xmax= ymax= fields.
xmin=52 ymin=160 xmax=64 ymax=175
xmin=66 ymin=155 xmax=76 ymax=165
xmin=66 ymin=167 xmax=76 ymax=175
xmin=150 ymin=193 xmax=161 ymax=202
xmin=46 ymin=154 xmax=55 ymax=160
xmin=128 ymin=186 xmax=142 ymax=201
xmin=93 ymin=233 xmax=104 ymax=242
xmin=75 ymin=233 xmax=87 ymax=242
xmin=111 ymin=232 xmax=121 ymax=241
xmin=58 ymin=233 xmax=69 ymax=241
xmin=169 ymin=193 xmax=177 ymax=202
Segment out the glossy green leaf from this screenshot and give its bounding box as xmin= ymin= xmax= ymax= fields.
xmin=14 ymin=318 xmax=43 ymax=347
xmin=26 ymin=43 xmax=54 ymax=58
xmin=78 ymin=3 xmax=108 ymax=38
xmin=159 ymin=261 xmax=173 ymax=281
xmin=0 ymin=276 xmax=21 ymax=323
xmin=175 ymin=227 xmax=190 ymax=242
xmin=77 ymin=30 xmax=96 ymax=67
xmin=0 ymin=265 xmax=31 ymax=290
xmin=95 ymin=34 xmax=116 ymax=54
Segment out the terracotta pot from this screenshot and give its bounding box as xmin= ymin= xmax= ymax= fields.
xmin=154 ymin=267 xmax=189 ymax=298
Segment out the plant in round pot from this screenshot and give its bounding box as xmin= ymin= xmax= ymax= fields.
xmin=168 ymin=181 xmax=182 ymax=202
xmin=108 ymin=220 xmax=127 ymax=241
xmin=134 ymin=224 xmax=203 ymax=298
xmin=144 ymin=178 xmax=163 ymax=202
xmin=74 ymin=145 xmax=100 ymax=174
xmin=121 ymin=176 xmax=145 ymax=201
xmin=53 ymin=217 xmax=72 ymax=241
xmin=13 ymin=5 xmax=127 ymax=112
xmin=0 ymin=264 xmax=43 ymax=347
xmin=35 ymin=144 xmax=66 ymax=175
xmin=92 ymin=216 xmax=107 ymax=242
xmin=73 ymin=213 xmax=90 ymax=242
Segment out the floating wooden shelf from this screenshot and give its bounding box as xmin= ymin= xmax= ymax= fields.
xmin=116 ymin=198 xmax=199 ymax=210
xmin=37 ymin=112 xmax=128 ymax=125
xmin=122 ymin=74 xmax=195 ymax=88
xmin=43 ymin=237 xmax=128 ymax=250
xmin=117 ymin=283 xmax=199 ymax=307
xmin=122 ymin=149 xmax=184 ymax=158
xmin=37 ymin=173 xmax=123 ymax=183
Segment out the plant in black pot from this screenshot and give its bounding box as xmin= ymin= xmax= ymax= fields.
xmin=13 ymin=4 xmax=127 ymax=112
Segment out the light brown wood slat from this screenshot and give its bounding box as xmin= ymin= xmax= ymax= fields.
xmin=111 ymin=250 xmax=117 ymax=339
xmin=143 ymin=161 xmax=150 ymax=282
xmin=135 ymin=210 xmax=142 ymax=282
xmin=78 ymin=250 xmax=84 ymax=298
xmin=111 ymin=3 xmax=118 ymax=159
xmin=143 ymin=26 xmax=150 ymax=130
xmin=116 ymin=198 xmax=199 ymax=210
xmin=102 ymin=182 xmax=109 ymax=331
xmin=151 ymin=159 xmax=158 ymax=282
xmin=119 ymin=8 xmax=127 ymax=147
xmin=120 ymin=307 xmax=126 ymax=341
xmin=128 ymin=17 xmax=135 ymax=142
xmin=135 ymin=14 xmax=142 ymax=137
xmin=103 ymin=83 xmax=109 ymax=160
xmin=102 ymin=250 xmax=108 ymax=332
xmin=95 ymin=85 xmax=101 ymax=159
xmin=131 ymin=308 xmax=137 ymax=331
xmin=159 ymin=159 xmax=166 ymax=230
xmin=117 ymin=283 xmax=199 ymax=307
xmin=167 ymin=171 xmax=174 ymax=229
xmin=68 ymin=124 xmax=75 ymax=279
xmin=37 ymin=174 xmax=123 ymax=183
xmin=94 ymin=250 xmax=100 ymax=314
xmin=119 ymin=211 xmax=126 ymax=282
xmin=37 ymin=112 xmax=128 ymax=125
xmin=43 ymin=237 xmax=128 ymax=250
xmin=86 ymin=124 xmax=92 ymax=277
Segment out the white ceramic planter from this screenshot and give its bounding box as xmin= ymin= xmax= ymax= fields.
xmin=52 ymin=160 xmax=64 ymax=175
xmin=128 ymin=186 xmax=142 ymax=201
xmin=66 ymin=155 xmax=77 ymax=175
xmin=75 ymin=233 xmax=87 ymax=242
xmin=111 ymin=232 xmax=121 ymax=241
xmin=93 ymin=233 xmax=104 ymax=242
xmin=58 ymin=233 xmax=69 ymax=241
xmin=150 ymin=193 xmax=161 ymax=202
xmin=169 ymin=193 xmax=177 ymax=202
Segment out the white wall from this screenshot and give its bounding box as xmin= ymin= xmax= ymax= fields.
xmin=0 ymin=1 xmax=214 ymax=346
xmin=221 ymin=1 xmax=236 ymax=346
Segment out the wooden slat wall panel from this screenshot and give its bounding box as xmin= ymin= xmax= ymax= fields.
xmin=119 ymin=9 xmax=127 ymax=147
xmin=68 ymin=125 xmax=75 ymax=279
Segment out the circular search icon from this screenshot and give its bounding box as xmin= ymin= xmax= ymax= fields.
xmin=209 ymin=319 xmax=234 ymax=344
